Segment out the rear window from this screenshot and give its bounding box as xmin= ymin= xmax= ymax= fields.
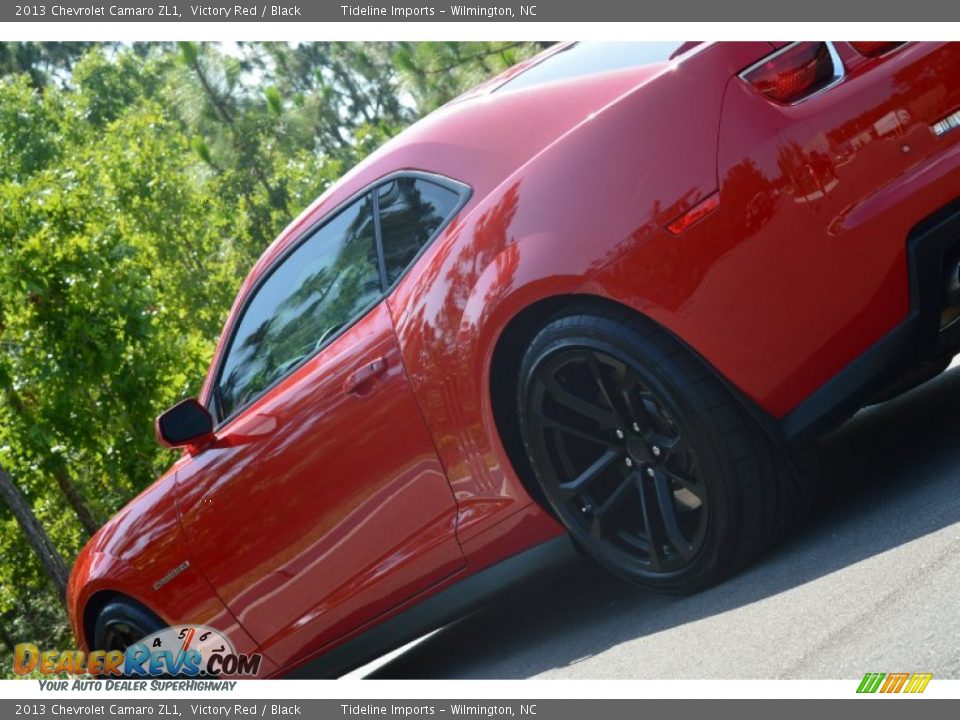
xmin=378 ymin=177 xmax=462 ymax=286
xmin=499 ymin=42 xmax=691 ymax=94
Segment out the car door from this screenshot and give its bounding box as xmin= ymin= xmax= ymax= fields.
xmin=175 ymin=188 xmax=465 ymax=670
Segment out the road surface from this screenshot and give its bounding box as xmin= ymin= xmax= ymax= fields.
xmin=358 ymin=360 xmax=960 ymax=680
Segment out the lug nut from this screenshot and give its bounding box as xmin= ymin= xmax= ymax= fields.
xmin=625 ymin=457 xmax=634 ymax=468
xmin=652 ymin=446 xmax=661 ymax=457
xmin=615 ymin=429 xmax=624 ymax=439
xmin=646 ymin=467 xmax=655 ymax=477
xmin=632 ymin=422 xmax=641 ymax=433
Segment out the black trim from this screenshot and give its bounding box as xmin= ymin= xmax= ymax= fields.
xmin=371 ymin=190 xmax=390 ymax=291
xmin=780 ymin=197 xmax=960 ymax=443
xmin=285 ymin=535 xmax=577 ymax=679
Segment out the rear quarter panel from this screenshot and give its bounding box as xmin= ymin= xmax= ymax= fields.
xmin=389 ymin=43 xmax=774 ymax=552
xmin=588 ymin=41 xmax=960 ymax=418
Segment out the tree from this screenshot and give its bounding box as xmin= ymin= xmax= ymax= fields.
xmin=0 ymin=619 xmax=14 ymax=654
xmin=392 ymin=41 xmax=540 ymax=111
xmin=0 ymin=463 xmax=69 ymax=603
xmin=0 ymin=39 xmax=545 ymax=677
xmin=0 ymin=42 xmax=95 ymax=89
xmin=0 ymin=372 xmax=99 ymax=535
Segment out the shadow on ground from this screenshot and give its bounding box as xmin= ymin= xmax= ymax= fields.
xmin=369 ymin=365 xmax=960 ymax=678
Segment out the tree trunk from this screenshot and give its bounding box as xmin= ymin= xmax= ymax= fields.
xmin=0 ymin=377 xmax=99 ymax=536
xmin=0 ymin=463 xmax=69 ymax=605
xmin=50 ymin=460 xmax=99 ymax=536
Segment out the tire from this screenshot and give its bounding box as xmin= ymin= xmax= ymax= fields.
xmin=94 ymin=599 xmax=166 ymax=653
xmin=517 ymin=304 xmax=818 ymax=593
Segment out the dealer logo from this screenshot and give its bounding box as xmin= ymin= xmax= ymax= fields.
xmin=14 ymin=625 xmax=261 ymax=678
xmin=857 ymin=672 xmax=932 ymax=694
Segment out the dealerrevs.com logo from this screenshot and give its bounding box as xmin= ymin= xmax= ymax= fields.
xmin=14 ymin=625 xmax=262 ymax=678
xmin=857 ymin=672 xmax=933 ymax=694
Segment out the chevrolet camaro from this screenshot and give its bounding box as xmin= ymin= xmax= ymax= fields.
xmin=67 ymin=40 xmax=960 ymax=677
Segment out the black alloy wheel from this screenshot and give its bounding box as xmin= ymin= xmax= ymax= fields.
xmin=524 ymin=346 xmax=708 ymax=576
xmin=94 ymin=599 xmax=166 ymax=653
xmin=98 ymin=618 xmax=146 ymax=652
xmin=518 ymin=305 xmax=818 ymax=592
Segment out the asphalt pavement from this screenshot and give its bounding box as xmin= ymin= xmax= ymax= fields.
xmin=359 ymin=360 xmax=960 ymax=679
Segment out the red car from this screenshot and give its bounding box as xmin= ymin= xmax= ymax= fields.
xmin=68 ymin=41 xmax=960 ymax=677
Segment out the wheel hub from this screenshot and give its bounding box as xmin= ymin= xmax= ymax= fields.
xmin=625 ymin=435 xmax=653 ymax=465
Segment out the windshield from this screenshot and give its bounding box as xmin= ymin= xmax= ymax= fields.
xmin=498 ymin=42 xmax=694 ymax=94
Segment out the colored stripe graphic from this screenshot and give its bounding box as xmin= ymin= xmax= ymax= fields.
xmin=904 ymin=673 xmax=933 ymax=694
xmin=857 ymin=673 xmax=885 ymax=693
xmin=880 ymin=672 xmax=909 ymax=693
xmin=857 ymin=672 xmax=931 ymax=694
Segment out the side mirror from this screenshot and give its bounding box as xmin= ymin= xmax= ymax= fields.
xmin=155 ymin=399 xmax=214 ymax=449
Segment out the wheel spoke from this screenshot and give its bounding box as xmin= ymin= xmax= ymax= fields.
xmin=617 ymin=528 xmax=653 ymax=554
xmin=589 ymin=513 xmax=604 ymax=540
xmin=635 ymin=473 xmax=663 ymax=571
xmin=615 ymin=374 xmax=642 ymax=421
xmin=597 ymin=470 xmax=639 ymax=517
xmin=649 ymin=430 xmax=682 ymax=454
xmin=545 ymin=375 xmax=621 ymax=429
xmin=558 ymin=448 xmax=621 ymax=500
xmin=534 ymin=410 xmax=620 ymax=449
xmin=589 ymin=472 xmax=638 ymax=540
xmin=584 ymin=352 xmax=625 ymax=426
xmin=651 ymin=468 xmax=695 ymax=560
xmin=635 ymin=391 xmax=662 ymax=433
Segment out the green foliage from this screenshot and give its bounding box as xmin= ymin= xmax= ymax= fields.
xmin=392 ymin=41 xmax=543 ymax=112
xmin=0 ymin=43 xmax=94 ymax=89
xmin=0 ymin=40 xmax=543 ymax=677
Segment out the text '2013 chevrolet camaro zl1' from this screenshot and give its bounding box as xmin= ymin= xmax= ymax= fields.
xmin=67 ymin=41 xmax=960 ymax=678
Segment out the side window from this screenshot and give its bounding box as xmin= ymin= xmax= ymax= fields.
xmin=377 ymin=177 xmax=462 ymax=286
xmin=217 ymin=193 xmax=381 ymax=420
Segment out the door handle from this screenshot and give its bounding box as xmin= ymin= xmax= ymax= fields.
xmin=344 ymin=357 xmax=387 ymax=395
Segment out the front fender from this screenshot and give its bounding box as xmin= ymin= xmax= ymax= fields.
xmin=66 ymin=471 xmax=262 ymax=663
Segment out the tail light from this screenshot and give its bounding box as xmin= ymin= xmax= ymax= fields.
xmin=849 ymin=41 xmax=905 ymax=58
xmin=740 ymin=42 xmax=842 ymax=104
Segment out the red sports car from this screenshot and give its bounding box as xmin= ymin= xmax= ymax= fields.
xmin=68 ymin=41 xmax=960 ymax=678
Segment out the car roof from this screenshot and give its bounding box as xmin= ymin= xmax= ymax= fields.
xmin=247 ymin=45 xmax=680 ymax=282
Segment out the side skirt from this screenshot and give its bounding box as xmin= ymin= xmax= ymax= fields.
xmin=285 ymin=535 xmax=578 ymax=678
